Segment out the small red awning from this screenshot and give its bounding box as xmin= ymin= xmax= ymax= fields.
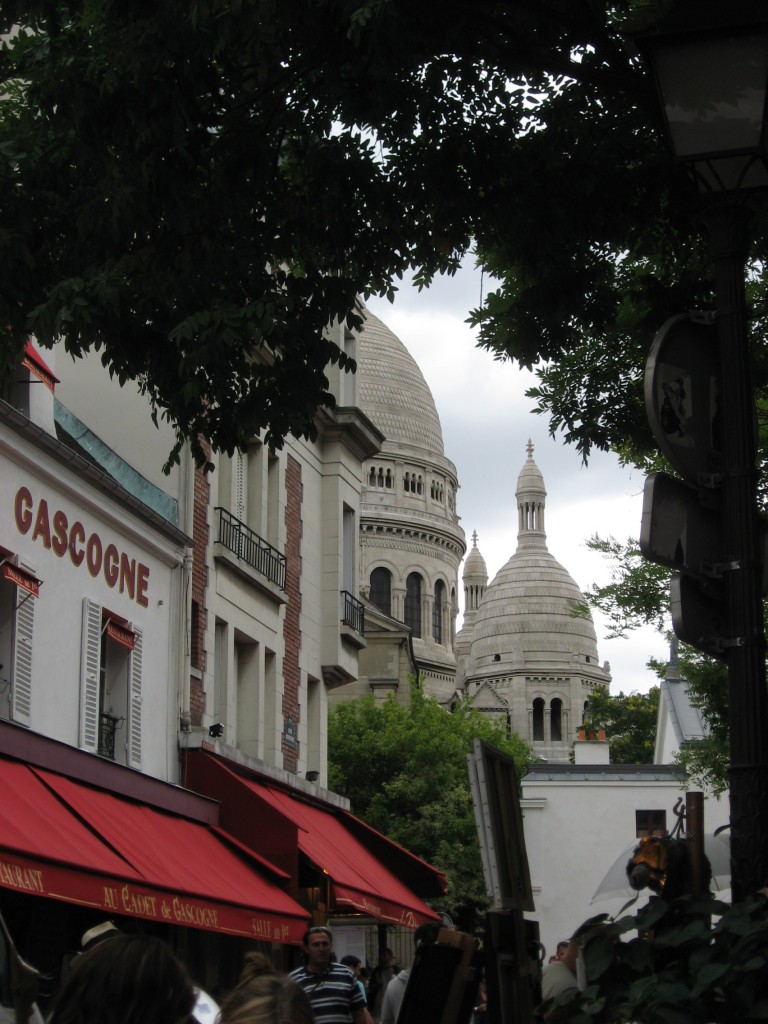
xmin=0 ymin=757 xmax=308 ymax=943
xmin=187 ymin=753 xmax=445 ymax=928
xmin=22 ymin=340 xmax=59 ymax=394
xmin=0 ymin=547 xmax=41 ymax=598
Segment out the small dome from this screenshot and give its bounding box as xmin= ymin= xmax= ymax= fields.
xmin=463 ymin=531 xmax=488 ymax=580
xmin=355 ymin=307 xmax=445 ymax=455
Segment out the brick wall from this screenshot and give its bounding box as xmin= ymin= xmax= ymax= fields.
xmin=282 ymin=455 xmax=302 ymax=771
xmin=190 ymin=445 xmax=211 ymax=726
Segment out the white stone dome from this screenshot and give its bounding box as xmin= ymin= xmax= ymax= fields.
xmin=467 ymin=443 xmax=601 ymax=675
xmin=355 ymin=307 xmax=445 ymax=456
xmin=355 ymin=305 xmax=465 ymax=704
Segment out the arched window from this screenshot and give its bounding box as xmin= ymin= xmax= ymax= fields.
xmin=532 ymin=698 xmax=545 ymax=741
xmin=369 ymin=568 xmax=392 ymax=617
xmin=433 ymin=581 xmax=445 ymax=643
xmin=404 ymin=573 xmax=422 ymax=638
xmin=550 ymin=698 xmax=563 ymax=742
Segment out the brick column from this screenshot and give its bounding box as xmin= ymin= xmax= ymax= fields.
xmin=282 ymin=455 xmax=302 ymax=771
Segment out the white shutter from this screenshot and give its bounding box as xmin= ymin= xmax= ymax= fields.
xmin=79 ymin=598 xmax=102 ymax=752
xmin=127 ymin=625 xmax=143 ymax=769
xmin=11 ymin=591 xmax=35 ymax=727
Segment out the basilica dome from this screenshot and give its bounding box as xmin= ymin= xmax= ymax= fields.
xmin=468 ymin=443 xmax=601 ymax=675
xmin=355 ymin=308 xmax=445 ymax=457
xmin=354 ymin=305 xmax=465 ymax=704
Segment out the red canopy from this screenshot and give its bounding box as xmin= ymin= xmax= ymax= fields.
xmin=0 ymin=757 xmax=308 ymax=943
xmin=185 ymin=753 xmax=445 ymax=928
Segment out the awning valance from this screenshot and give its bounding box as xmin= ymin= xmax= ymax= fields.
xmin=186 ymin=752 xmax=446 ymax=928
xmin=0 ymin=547 xmax=41 ymax=598
xmin=0 ymin=756 xmax=308 ymax=943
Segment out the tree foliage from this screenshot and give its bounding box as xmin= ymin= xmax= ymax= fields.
xmin=582 ymin=535 xmax=731 ymax=793
xmin=327 ymin=684 xmax=531 ymax=927
xmin=583 ymin=685 xmax=660 ymax=764
xmin=3 ymin=1 xmax=767 ymax=466
xmin=551 ymin=893 xmax=768 ymax=1024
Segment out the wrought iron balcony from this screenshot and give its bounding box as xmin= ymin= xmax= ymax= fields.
xmin=341 ymin=590 xmax=365 ymax=635
xmin=215 ymin=507 xmax=286 ymax=590
xmin=98 ymin=712 xmax=121 ymax=760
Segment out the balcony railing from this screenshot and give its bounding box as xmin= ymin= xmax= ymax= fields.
xmin=341 ymin=590 xmax=365 ymax=635
xmin=98 ymin=712 xmax=121 ymax=760
xmin=215 ymin=507 xmax=286 ymax=590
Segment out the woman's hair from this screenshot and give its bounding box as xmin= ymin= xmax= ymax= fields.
xmin=47 ymin=933 xmax=195 ymax=1024
xmin=219 ymin=953 xmax=314 ymax=1024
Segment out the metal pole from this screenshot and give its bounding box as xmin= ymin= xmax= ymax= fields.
xmin=705 ymin=200 xmax=768 ymax=900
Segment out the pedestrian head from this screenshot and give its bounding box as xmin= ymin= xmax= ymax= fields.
xmin=302 ymin=927 xmax=333 ymax=973
xmin=219 ymin=953 xmax=313 ymax=1024
xmin=339 ymin=955 xmax=362 ymax=977
xmin=47 ymin=933 xmax=195 ymax=1024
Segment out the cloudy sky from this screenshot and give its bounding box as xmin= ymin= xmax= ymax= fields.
xmin=366 ymin=261 xmax=669 ymax=695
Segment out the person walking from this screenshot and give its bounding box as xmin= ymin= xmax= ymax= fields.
xmin=289 ymin=928 xmax=367 ymax=1024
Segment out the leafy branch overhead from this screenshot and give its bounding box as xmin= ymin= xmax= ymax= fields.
xmin=4 ymin=1 xmax=765 ymax=464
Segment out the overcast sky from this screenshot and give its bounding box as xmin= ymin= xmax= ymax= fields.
xmin=365 ymin=261 xmax=669 ymax=695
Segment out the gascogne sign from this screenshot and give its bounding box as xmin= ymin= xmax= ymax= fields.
xmin=0 ymin=853 xmax=303 ymax=943
xmin=13 ymin=485 xmax=151 ymax=608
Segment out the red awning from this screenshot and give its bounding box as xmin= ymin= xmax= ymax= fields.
xmin=0 ymin=757 xmax=308 ymax=943
xmin=22 ymin=340 xmax=59 ymax=393
xmin=0 ymin=548 xmax=41 ymax=598
xmin=187 ymin=754 xmax=445 ymax=928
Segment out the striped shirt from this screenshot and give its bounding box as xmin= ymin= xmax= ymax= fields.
xmin=289 ymin=962 xmax=365 ymax=1024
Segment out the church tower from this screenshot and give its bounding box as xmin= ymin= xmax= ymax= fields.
xmin=459 ymin=443 xmax=611 ymax=761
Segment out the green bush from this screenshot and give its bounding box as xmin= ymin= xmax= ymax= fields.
xmin=547 ymin=893 xmax=768 ymax=1024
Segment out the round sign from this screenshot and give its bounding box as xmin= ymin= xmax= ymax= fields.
xmin=645 ymin=313 xmax=722 ymax=485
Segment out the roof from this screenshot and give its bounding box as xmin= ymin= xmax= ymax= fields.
xmin=523 ymin=763 xmax=686 ymax=783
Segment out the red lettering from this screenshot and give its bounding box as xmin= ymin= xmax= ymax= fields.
xmin=52 ymin=509 xmax=68 ymax=557
xmin=14 ymin=487 xmax=33 ymax=535
xmin=86 ymin=533 xmax=103 ymax=577
xmin=13 ymin=485 xmax=151 ymax=607
xmin=136 ymin=564 xmax=150 ymax=608
xmin=119 ymin=553 xmax=135 ymax=600
xmin=69 ymin=522 xmax=85 ymax=566
xmin=31 ymin=499 xmax=51 ymax=549
xmin=104 ymin=545 xmax=119 ymax=588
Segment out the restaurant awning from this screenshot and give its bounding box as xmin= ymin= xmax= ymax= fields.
xmin=185 ymin=752 xmax=446 ymax=928
xmin=0 ymin=755 xmax=309 ymax=943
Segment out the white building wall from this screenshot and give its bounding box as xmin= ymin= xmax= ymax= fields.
xmin=0 ymin=421 xmax=185 ymax=782
xmin=521 ymin=771 xmax=729 ymax=958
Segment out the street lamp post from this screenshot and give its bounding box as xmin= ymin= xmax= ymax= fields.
xmin=636 ymin=4 xmax=768 ymax=900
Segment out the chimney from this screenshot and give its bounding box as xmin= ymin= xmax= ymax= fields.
xmin=574 ymin=727 xmax=611 ymax=765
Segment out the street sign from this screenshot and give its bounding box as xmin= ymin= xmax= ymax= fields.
xmin=645 ymin=314 xmax=721 ymax=485
xmin=639 ymin=472 xmax=721 ymax=579
xmin=670 ymin=572 xmax=727 ymax=661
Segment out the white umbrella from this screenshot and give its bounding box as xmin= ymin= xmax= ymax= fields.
xmin=591 ymin=833 xmax=731 ymax=904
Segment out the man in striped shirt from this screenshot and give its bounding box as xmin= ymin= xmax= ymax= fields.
xmin=290 ymin=927 xmax=368 ymax=1024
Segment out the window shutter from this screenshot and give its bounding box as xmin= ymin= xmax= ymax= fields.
xmin=79 ymin=598 xmax=102 ymax=752
xmin=127 ymin=625 xmax=143 ymax=769
xmin=11 ymin=588 xmax=35 ymax=727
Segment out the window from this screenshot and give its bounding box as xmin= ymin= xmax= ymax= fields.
xmin=80 ymin=598 xmax=142 ymax=767
xmin=0 ymin=557 xmax=38 ymax=727
xmin=532 ymin=698 xmax=544 ymax=741
xmin=550 ymin=698 xmax=563 ymax=742
xmin=433 ymin=580 xmax=445 ymax=643
xmin=404 ymin=573 xmax=422 ymax=638
xmin=370 ymin=568 xmax=392 ymax=617
xmin=636 ymin=810 xmax=667 ymax=838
